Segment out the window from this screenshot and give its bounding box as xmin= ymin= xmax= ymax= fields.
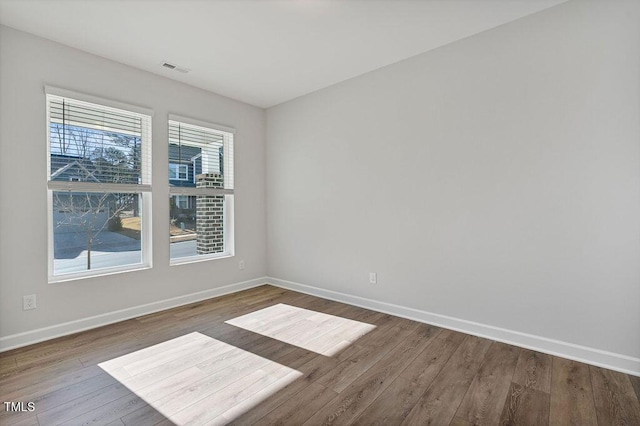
xmin=169 ymin=163 xmax=188 ymax=180
xmin=168 ymin=116 xmax=234 ymax=263
xmin=175 ymin=195 xmax=189 ymax=209
xmin=46 ymin=88 xmax=152 ymax=282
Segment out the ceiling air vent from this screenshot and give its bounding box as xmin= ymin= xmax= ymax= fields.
xmin=161 ymin=61 xmax=191 ymax=74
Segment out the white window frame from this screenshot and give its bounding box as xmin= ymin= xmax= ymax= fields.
xmin=174 ymin=195 xmax=189 ymax=209
xmin=169 ymin=163 xmax=188 ymax=181
xmin=169 ymin=114 xmax=235 ymax=265
xmin=46 ymin=87 xmax=153 ymax=283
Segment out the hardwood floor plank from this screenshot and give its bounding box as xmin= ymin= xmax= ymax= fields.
xmin=549 ymin=357 xmax=597 ymax=426
xmin=450 ymin=417 xmax=473 ymax=426
xmin=152 ymin=357 xmax=270 ymax=417
xmin=2 ymin=413 xmax=40 ymax=426
xmin=0 ymin=404 xmax=40 ymax=426
xmin=0 ymin=357 xmax=85 ymax=392
xmin=99 ymin=333 xmax=209 ymax=371
xmin=511 ymin=349 xmax=552 ymax=393
xmin=58 ymin=393 xmax=147 ymax=426
xmin=224 ymin=354 xmax=339 ymax=425
xmin=0 ymin=355 xmax=17 ymax=370
xmin=36 ymin=381 xmax=135 ymax=426
xmin=169 ymin=368 xmax=286 ymax=425
xmin=130 ymin=366 xmax=210 ymax=405
xmin=498 ymin=348 xmax=552 ymax=426
xmin=590 ymin=365 xmax=640 ymax=425
xmin=303 ymin=324 xmax=441 ymax=426
xmin=0 ymin=364 xmax=104 ymax=404
xmin=104 ymin=339 xmax=238 ymax=390
xmin=454 ymin=342 xmax=521 ymax=425
xmin=316 ymin=343 xmax=390 ymax=393
xmin=223 ymin=371 xmax=319 ymax=425
xmin=401 ymin=335 xmax=493 ymax=425
xmin=1 ymin=372 xmax=116 ymax=424
xmin=399 ymin=328 xmax=467 ymax=386
xmin=13 ymin=321 xmax=140 ymax=368
xmin=120 ymin=404 xmax=171 ymax=426
xmin=499 ymin=383 xmax=549 ymax=426
xmin=77 ymin=339 xmax=154 ymax=367
xmin=254 ymin=382 xmax=338 ymax=425
xmin=630 ymin=375 xmax=640 ymax=402
xmin=352 ymin=376 xmax=425 ymax=426
xmin=353 ymin=329 xmax=465 ymax=425
xmin=316 ymin=324 xmax=421 ymax=393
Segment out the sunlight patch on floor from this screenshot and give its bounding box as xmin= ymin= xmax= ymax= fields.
xmin=225 ymin=303 xmax=377 ymax=356
xmin=99 ymin=332 xmax=302 ymax=425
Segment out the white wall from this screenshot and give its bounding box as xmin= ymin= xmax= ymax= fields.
xmin=0 ymin=26 xmax=267 ymax=341
xmin=267 ymin=0 xmax=640 ymax=366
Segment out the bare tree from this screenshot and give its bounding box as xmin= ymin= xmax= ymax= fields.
xmin=54 ymin=192 xmax=131 ymax=270
xmin=51 ymin=125 xmax=140 ymax=270
xmin=51 ymin=124 xmax=94 ymax=158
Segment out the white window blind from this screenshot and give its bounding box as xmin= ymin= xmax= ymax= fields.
xmin=48 ymin=94 xmax=152 ymax=192
xmin=168 ymin=120 xmax=234 ymax=194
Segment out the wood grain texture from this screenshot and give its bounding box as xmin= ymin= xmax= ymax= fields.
xmin=352 ymin=376 xmax=425 ymax=426
xmin=450 ymin=417 xmax=473 ymax=426
xmin=401 ymin=335 xmax=493 ymax=425
xmin=630 ymin=375 xmax=640 ymax=402
xmin=511 ymin=348 xmax=552 ymax=393
xmin=549 ymin=357 xmax=597 ymax=426
xmin=455 ymin=342 xmax=521 ymax=425
xmin=303 ymin=324 xmax=441 ymax=426
xmin=590 ymin=365 xmax=640 ymax=426
xmin=256 ymin=382 xmax=337 ymax=425
xmin=498 ymin=348 xmax=552 ymax=426
xmin=499 ymin=383 xmax=549 ymax=426
xmin=0 ymin=285 xmax=637 ymax=426
xmin=352 ymin=329 xmax=466 ymax=425
xmin=316 ymin=324 xmax=420 ymax=393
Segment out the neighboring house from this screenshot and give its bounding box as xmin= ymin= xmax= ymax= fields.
xmin=50 ymin=153 xmax=132 ymax=233
xmin=169 ymin=144 xmax=200 ymax=213
xmin=168 ymin=144 xmax=201 ymax=188
xmin=50 ymin=154 xmax=100 ymax=183
xmin=169 ymin=143 xmax=223 ymax=213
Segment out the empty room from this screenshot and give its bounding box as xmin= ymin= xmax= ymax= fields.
xmin=0 ymin=0 xmax=639 ymax=425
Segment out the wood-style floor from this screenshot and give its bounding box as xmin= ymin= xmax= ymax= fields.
xmin=1 ymin=285 xmax=639 ymax=426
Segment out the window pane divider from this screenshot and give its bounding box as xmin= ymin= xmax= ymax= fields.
xmin=48 ymin=181 xmax=151 ymax=193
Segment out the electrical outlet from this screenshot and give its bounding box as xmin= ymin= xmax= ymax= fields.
xmin=369 ymin=272 xmax=377 ymax=284
xmin=23 ymin=294 xmax=37 ymax=311
xmin=239 ymin=260 xmax=245 ymax=270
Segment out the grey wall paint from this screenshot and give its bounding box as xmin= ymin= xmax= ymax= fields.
xmin=0 ymin=26 xmax=267 ymax=337
xmin=266 ymin=0 xmax=640 ymax=359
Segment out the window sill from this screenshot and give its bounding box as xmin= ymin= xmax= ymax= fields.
xmin=170 ymin=252 xmax=234 ymax=267
xmin=49 ymin=264 xmax=151 ymax=284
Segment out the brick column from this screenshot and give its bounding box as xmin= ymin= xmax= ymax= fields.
xmin=196 ymin=173 xmax=224 ymax=254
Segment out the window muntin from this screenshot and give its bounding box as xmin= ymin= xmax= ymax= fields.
xmin=169 ymin=163 xmax=188 ymax=181
xmin=174 ymin=195 xmax=190 ymax=209
xmin=168 ymin=118 xmax=234 ymax=263
xmin=47 ymin=91 xmax=152 ymax=282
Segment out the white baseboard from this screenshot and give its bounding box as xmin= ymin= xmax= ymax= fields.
xmin=268 ymin=277 xmax=640 ymax=377
xmin=0 ymin=276 xmax=269 ymax=352
xmin=3 ymin=275 xmax=638 ymax=377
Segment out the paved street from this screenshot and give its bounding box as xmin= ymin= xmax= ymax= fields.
xmin=53 ymin=232 xmax=197 ymax=274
